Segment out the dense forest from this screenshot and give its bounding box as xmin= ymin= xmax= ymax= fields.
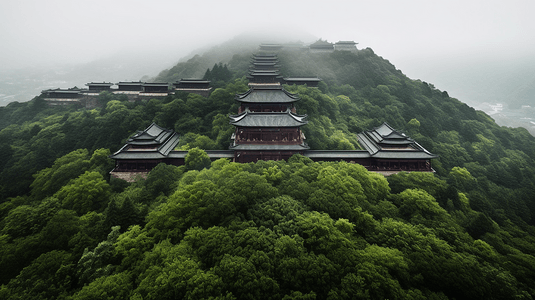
xmin=1 ymin=44 xmax=535 ymax=299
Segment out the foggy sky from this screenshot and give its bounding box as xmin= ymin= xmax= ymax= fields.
xmin=1 ymin=0 xmax=535 ymax=98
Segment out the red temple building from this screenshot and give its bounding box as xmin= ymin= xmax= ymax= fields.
xmin=109 ymin=123 xmax=232 ymax=181
xmin=229 ymin=85 xmax=309 ymax=162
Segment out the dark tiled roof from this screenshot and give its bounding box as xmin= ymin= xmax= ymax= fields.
xmin=235 ymin=86 xmax=300 ymax=103
xmin=229 ymin=109 xmax=307 ymax=127
xmin=117 ymin=81 xmax=144 ymax=86
xmin=249 ymin=69 xmax=281 ymax=75
xmin=371 ymin=150 xmax=438 ymax=159
xmin=176 ymin=79 xmax=211 ymax=84
xmin=310 ymin=40 xmax=334 ymax=48
xmin=357 ymin=122 xmax=438 ymax=159
xmin=126 ymin=123 xmax=173 ymax=146
xmin=159 ymin=133 xmax=180 ymax=156
xmin=253 ymin=54 xmax=278 ymax=59
xmin=110 ymin=123 xmax=180 ymax=160
xmin=86 ymin=82 xmax=113 ymax=86
xmin=335 ymin=41 xmax=357 ymax=45
xmin=253 ymin=61 xmax=279 ymax=65
xmin=143 ymin=82 xmax=169 ymax=87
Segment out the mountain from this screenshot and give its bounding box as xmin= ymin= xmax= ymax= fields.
xmin=0 ymin=38 xmax=534 ymax=299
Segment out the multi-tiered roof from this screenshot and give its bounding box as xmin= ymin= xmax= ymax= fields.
xmin=110 ymin=123 xmax=180 ymax=160
xmin=357 ymin=123 xmax=437 ymax=160
xmin=230 ymin=54 xmax=309 ymax=162
xmin=247 ymin=54 xmax=283 ymax=86
xmin=230 ymin=108 xmax=307 ymax=128
xmin=235 ymin=85 xmax=300 ymax=114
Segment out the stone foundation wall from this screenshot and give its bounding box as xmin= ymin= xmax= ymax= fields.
xmin=110 ymin=171 xmax=149 ymax=182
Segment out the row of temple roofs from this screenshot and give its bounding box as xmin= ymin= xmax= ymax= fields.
xmin=109 ymin=52 xmax=437 ymax=181
xmin=259 ymin=40 xmax=358 ymax=53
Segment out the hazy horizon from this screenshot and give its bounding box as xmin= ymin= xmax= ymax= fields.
xmin=1 ymin=0 xmax=535 ymax=110
xmin=2 ymin=1 xmax=534 ymax=66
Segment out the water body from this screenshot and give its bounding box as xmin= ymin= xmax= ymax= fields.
xmin=480 ymin=104 xmax=535 ymax=136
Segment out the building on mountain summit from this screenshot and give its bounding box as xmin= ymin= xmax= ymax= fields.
xmin=109 ymin=52 xmax=437 ymax=181
xmin=41 ymin=88 xmax=82 ymax=106
xmin=309 ymin=40 xmax=335 ymax=53
xmin=86 ymin=82 xmax=113 ymax=93
xmin=334 ymin=41 xmax=358 ymax=52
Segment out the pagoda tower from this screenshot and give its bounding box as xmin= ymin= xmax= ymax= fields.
xmin=247 ymin=54 xmax=283 ymax=86
xmin=230 ymin=54 xmax=309 ymax=162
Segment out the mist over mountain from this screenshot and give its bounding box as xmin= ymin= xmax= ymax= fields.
xmin=403 ymin=54 xmax=535 ymax=108
xmin=151 ymin=35 xmax=535 ymax=135
xmin=0 ymin=48 xmax=185 ymax=107
xmin=2 ymin=34 xmax=535 ymax=299
xmin=2 ymin=29 xmax=533 ymax=135
xmin=0 ymin=31 xmax=315 ymax=105
xmin=405 ymin=54 xmax=535 ymax=135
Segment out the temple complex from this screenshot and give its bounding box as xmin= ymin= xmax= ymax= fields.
xmin=42 ymin=80 xmax=188 ymax=107
xmin=109 ymin=51 xmax=436 ymax=181
xmin=259 ymin=40 xmax=357 ymax=53
xmin=105 ymin=47 xmax=437 ymax=180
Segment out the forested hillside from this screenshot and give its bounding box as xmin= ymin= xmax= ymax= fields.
xmin=1 ymin=44 xmax=535 ymax=299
